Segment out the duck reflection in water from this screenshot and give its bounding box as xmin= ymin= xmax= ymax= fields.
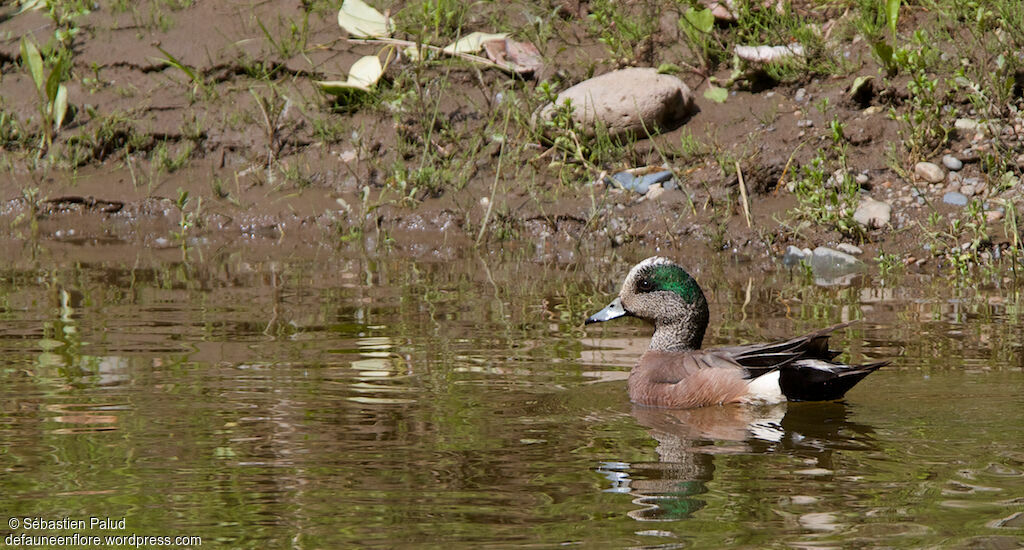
xmin=598 ymin=401 xmax=877 ymax=521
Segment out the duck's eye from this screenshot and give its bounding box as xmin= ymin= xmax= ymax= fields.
xmin=636 ymin=278 xmax=655 ymax=293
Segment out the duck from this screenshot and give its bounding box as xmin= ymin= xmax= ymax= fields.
xmin=585 ymin=256 xmax=888 ymax=409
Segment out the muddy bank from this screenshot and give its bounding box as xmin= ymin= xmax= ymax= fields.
xmin=1 ymin=1 xmax=1023 ymax=275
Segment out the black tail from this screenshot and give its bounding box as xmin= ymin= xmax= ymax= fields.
xmin=779 ymin=361 xmax=889 ymax=402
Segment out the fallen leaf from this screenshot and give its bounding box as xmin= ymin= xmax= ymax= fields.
xmin=734 ymin=44 xmax=804 ymax=64
xmin=314 ymin=55 xmax=384 ymax=94
xmin=849 ymin=75 xmax=874 ymax=97
xmin=482 ymin=39 xmax=543 ymax=75
xmin=442 ymin=32 xmax=508 ymax=55
xmin=337 ymin=0 xmax=393 ymax=39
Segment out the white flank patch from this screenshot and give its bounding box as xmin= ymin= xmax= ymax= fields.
xmin=743 ymin=370 xmax=785 ymax=405
xmin=748 ymin=404 xmax=786 ymax=442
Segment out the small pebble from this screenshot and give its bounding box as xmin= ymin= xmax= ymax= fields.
xmin=987 ymin=210 xmax=1004 ymax=222
xmin=837 ymin=243 xmax=863 ymax=255
xmin=914 ymin=161 xmax=945 ymax=184
xmin=961 ymin=184 xmax=976 ymax=196
xmin=942 ymin=154 xmax=963 ymax=171
xmin=942 ymin=191 xmax=969 ymax=206
xmin=645 ymin=184 xmax=666 ymax=200
xmin=855 ymin=173 xmax=869 ymax=185
xmin=795 ymin=88 xmax=807 ymax=102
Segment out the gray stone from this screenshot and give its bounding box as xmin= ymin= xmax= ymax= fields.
xmin=611 ymin=169 xmax=676 ymax=194
xmin=960 ymin=184 xmax=976 ymax=197
xmin=855 ymin=173 xmax=870 ymax=185
xmin=535 ymin=68 xmax=696 ymax=137
xmin=810 ymin=246 xmax=864 ymax=285
xmin=914 ymin=161 xmax=945 ymax=183
xmin=942 ymin=154 xmax=963 ymax=171
xmin=637 ymin=170 xmax=674 ymax=187
xmin=782 ymin=245 xmax=808 ymax=267
xmin=853 ymin=197 xmax=892 ymax=229
xmin=836 ymin=243 xmax=863 ymax=255
xmin=942 ymin=191 xmax=969 ymax=206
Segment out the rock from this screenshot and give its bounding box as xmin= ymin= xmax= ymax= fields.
xmin=942 ymin=154 xmax=963 ymax=171
xmin=708 ymin=1 xmax=736 ymax=21
xmin=782 ymin=245 xmax=808 ymax=267
xmin=795 ymin=88 xmax=808 ymax=102
xmin=645 ymin=184 xmax=666 ymax=200
xmin=637 ymin=170 xmax=674 ymax=187
xmin=942 ymin=191 xmax=969 ymax=206
xmin=955 ymin=118 xmax=980 ymax=132
xmin=836 ymin=243 xmax=863 ymax=255
xmin=810 ymin=247 xmax=864 ymax=285
xmin=914 ymin=161 xmax=945 ymax=183
xmin=855 ymin=173 xmax=869 ymax=186
xmin=610 ymin=169 xmax=674 ymax=194
xmin=987 ymin=210 xmax=1004 ymax=222
xmin=853 ymin=197 xmax=891 ymax=228
xmin=535 ymin=68 xmax=695 ymax=137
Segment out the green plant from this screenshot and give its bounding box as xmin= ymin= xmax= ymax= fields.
xmin=397 ymin=0 xmax=468 ymax=44
xmin=587 ymin=0 xmax=655 ymax=62
xmin=875 ymin=250 xmax=903 ymax=281
xmin=20 ymin=37 xmax=70 ymax=155
xmin=678 ymin=6 xmax=719 ymax=72
xmin=788 ymin=142 xmax=864 ymax=239
xmin=171 ymin=187 xmax=202 ymax=246
xmin=155 ymin=46 xmax=212 ymax=99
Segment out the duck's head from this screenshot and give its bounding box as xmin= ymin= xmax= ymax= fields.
xmin=585 ymin=257 xmax=709 ymax=351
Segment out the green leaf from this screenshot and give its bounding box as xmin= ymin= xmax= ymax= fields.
xmin=657 ymin=63 xmax=681 ymax=75
xmin=849 ymin=75 xmax=874 ymax=97
xmin=872 ymin=40 xmax=894 ymax=71
xmin=337 ymin=0 xmax=393 ymax=38
xmin=45 ymin=63 xmax=62 ymax=103
xmin=52 ymin=84 xmax=68 ymax=131
xmin=20 ymin=38 xmax=44 ymax=92
xmin=683 ymin=7 xmax=714 ymax=34
xmin=16 ymin=0 xmax=45 ymax=14
xmin=703 ymin=85 xmax=728 ymax=103
xmin=885 ymin=0 xmax=900 ymax=36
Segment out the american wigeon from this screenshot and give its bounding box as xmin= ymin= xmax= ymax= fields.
xmin=586 ymin=257 xmax=888 ymax=408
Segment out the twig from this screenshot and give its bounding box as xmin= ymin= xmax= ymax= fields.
xmin=735 ymin=161 xmax=752 ymax=228
xmin=348 ymin=37 xmax=515 ymax=74
xmin=476 ymin=108 xmax=512 ymax=246
xmin=773 ymin=139 xmax=810 ymax=194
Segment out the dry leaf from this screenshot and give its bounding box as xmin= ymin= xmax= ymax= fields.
xmin=337 ymin=0 xmax=393 ymax=38
xmin=314 ymin=55 xmax=384 ymax=94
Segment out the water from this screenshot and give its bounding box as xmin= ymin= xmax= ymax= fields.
xmin=1 ymin=248 xmax=1022 ymax=548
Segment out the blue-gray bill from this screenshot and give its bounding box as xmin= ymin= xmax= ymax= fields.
xmin=585 ymin=297 xmax=629 ymax=324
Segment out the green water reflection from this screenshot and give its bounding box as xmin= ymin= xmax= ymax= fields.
xmin=0 ymin=250 xmax=1021 ymax=548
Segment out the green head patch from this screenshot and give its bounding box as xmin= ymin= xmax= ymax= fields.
xmin=635 ymin=263 xmax=703 ymax=303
